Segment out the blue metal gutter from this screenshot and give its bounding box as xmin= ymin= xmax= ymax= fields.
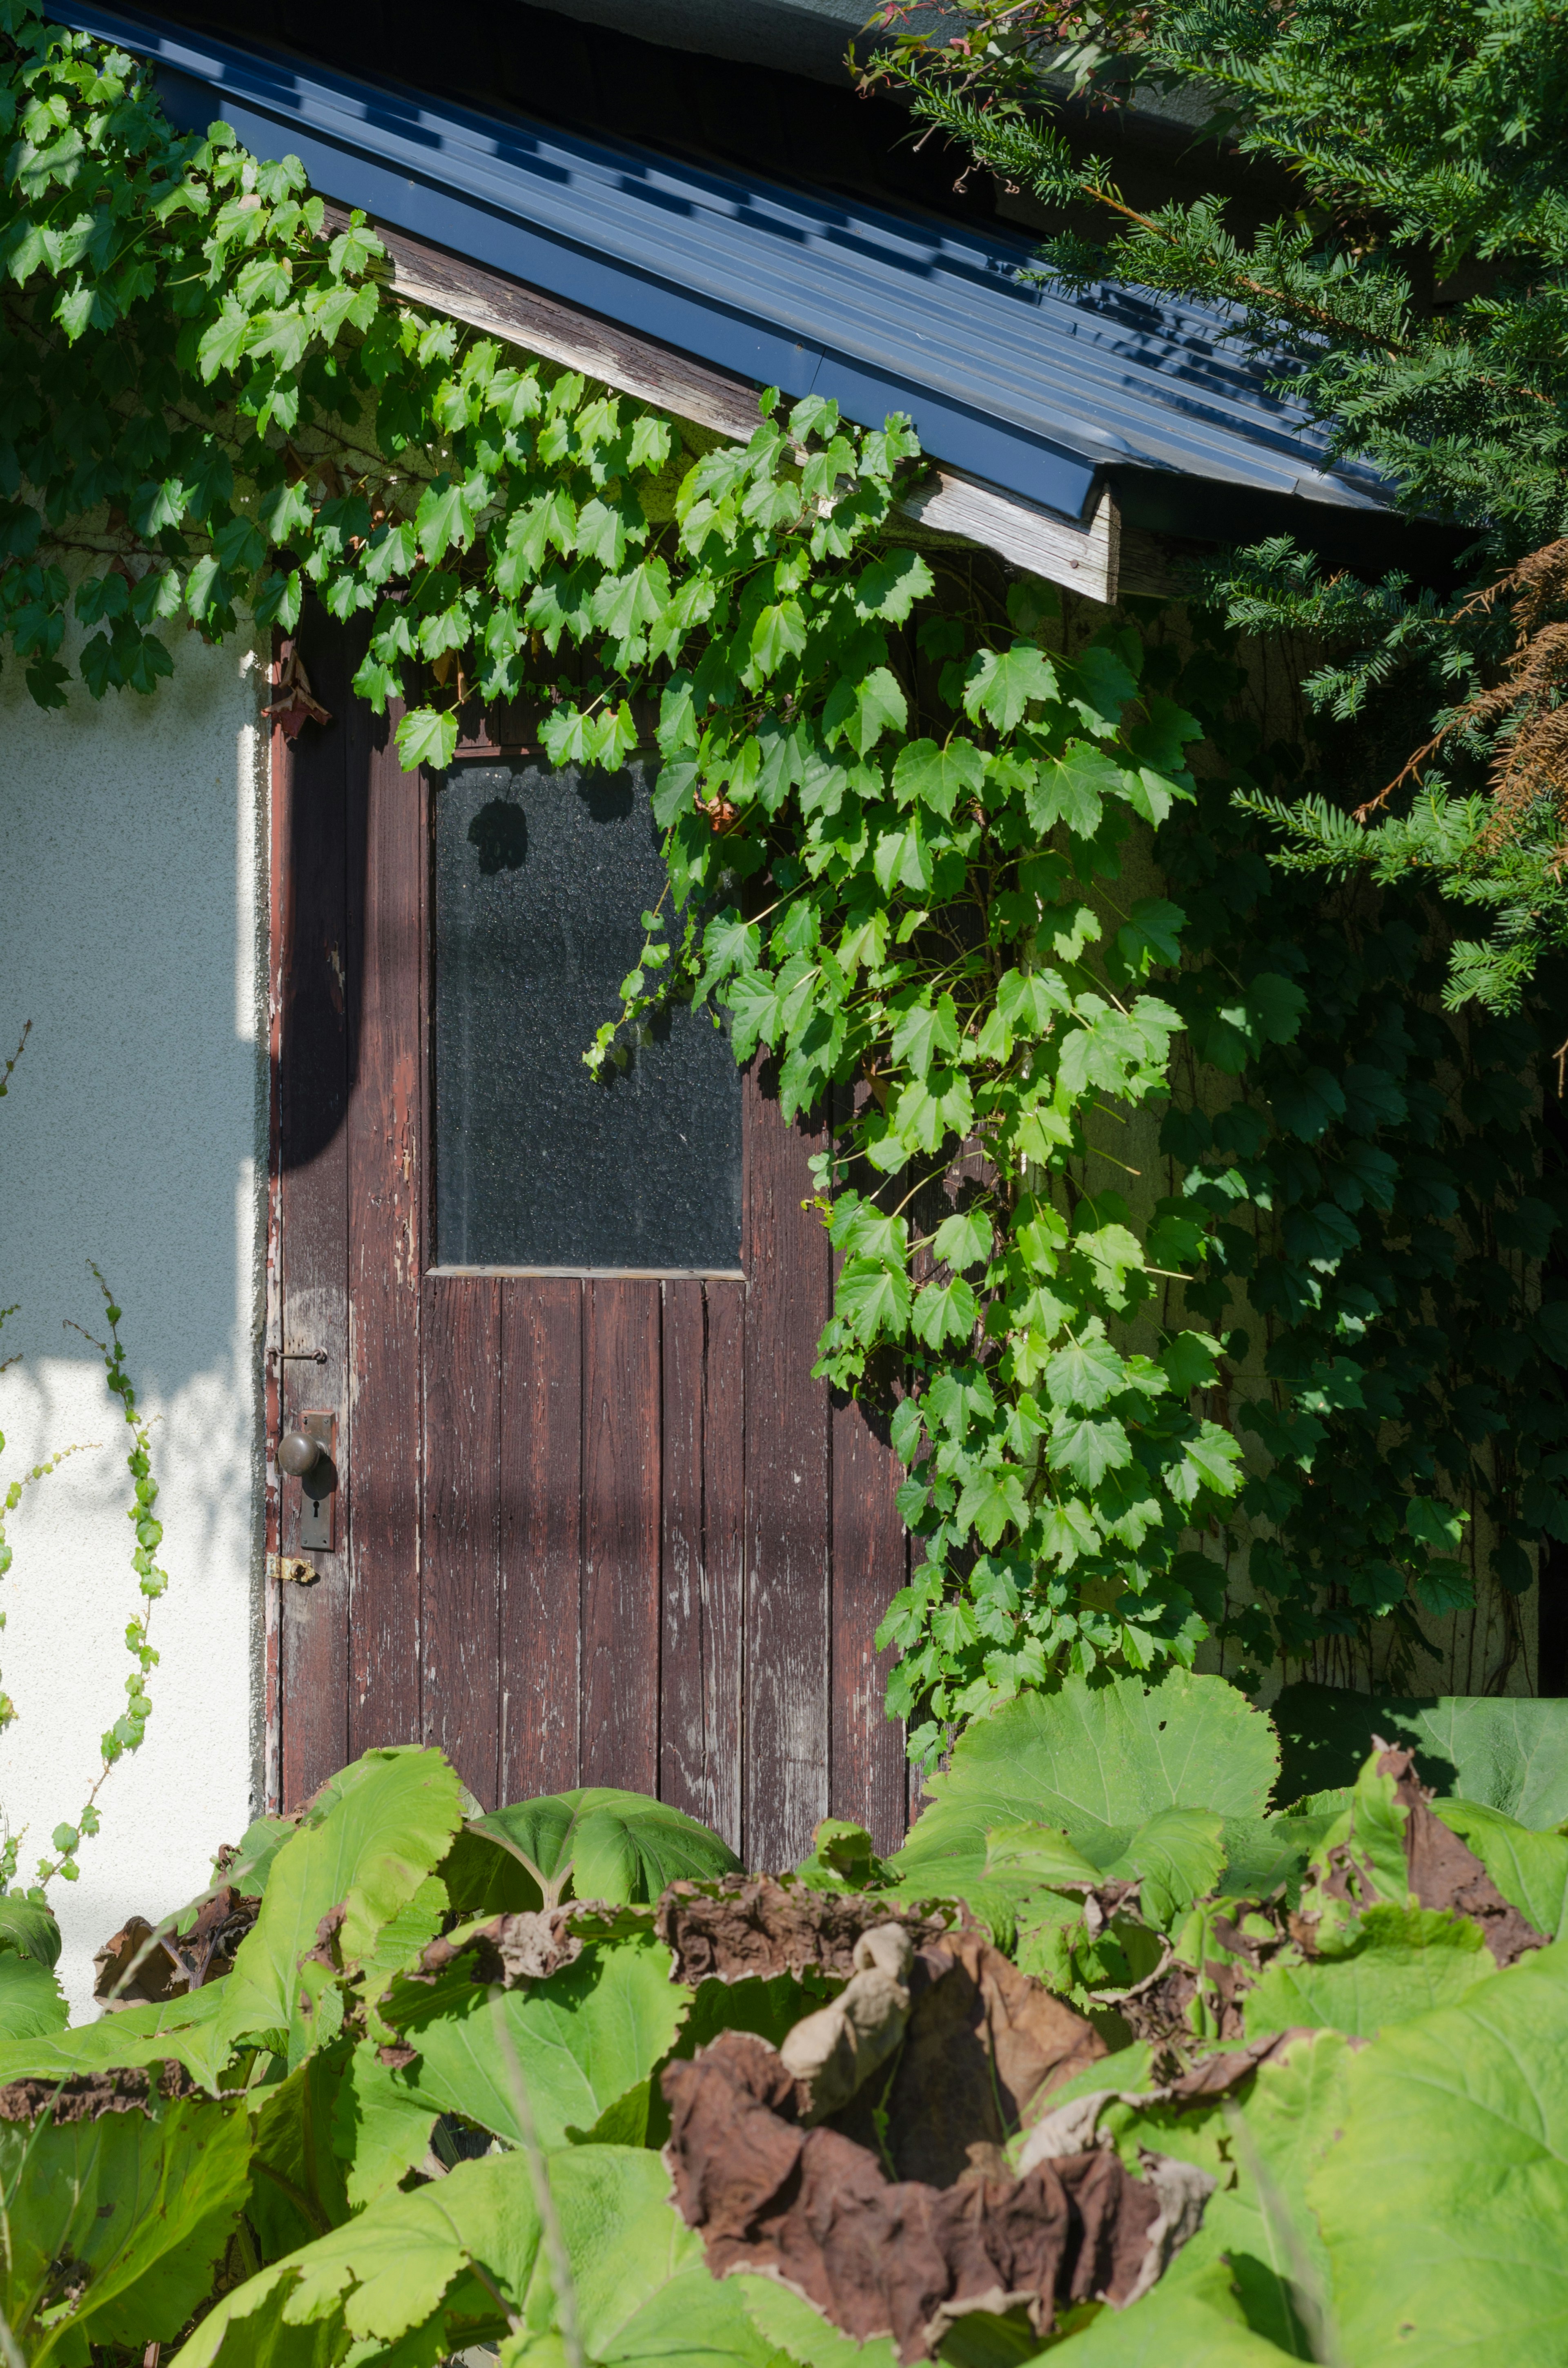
xmin=48 ymin=2 xmax=1390 ymax=529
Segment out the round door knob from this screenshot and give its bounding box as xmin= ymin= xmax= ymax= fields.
xmin=278 ymin=1428 xmax=323 ymax=1481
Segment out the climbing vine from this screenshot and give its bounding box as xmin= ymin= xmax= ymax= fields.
xmin=0 ymin=2 xmax=1560 ymax=1766
xmin=0 ymin=1048 xmax=169 ymax=1891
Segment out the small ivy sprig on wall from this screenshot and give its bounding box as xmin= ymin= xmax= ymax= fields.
xmin=32 ymin=1266 xmax=170 ymax=1889
xmin=0 ymin=1259 xmax=167 ymax=1896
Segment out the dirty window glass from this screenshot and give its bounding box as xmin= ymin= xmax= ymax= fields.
xmin=433 ymin=761 xmax=743 ymax=1270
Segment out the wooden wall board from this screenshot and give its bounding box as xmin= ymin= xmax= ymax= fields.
xmin=420 ymin=1275 xmax=501 ymax=1806
xmin=580 ymin=1279 xmax=662 ymax=1794
xmin=659 ymin=1279 xmax=746 ymax=1848
xmin=743 ymin=1064 xmax=833 ymax=1873
xmin=831 ymin=1387 xmax=910 ymax=1859
xmin=345 ymin=681 xmax=424 ymax=1763
xmin=499 ymin=1278 xmax=584 ymax=1800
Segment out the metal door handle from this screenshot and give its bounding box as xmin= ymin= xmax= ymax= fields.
xmin=278 ymin=1427 xmax=325 ymax=1482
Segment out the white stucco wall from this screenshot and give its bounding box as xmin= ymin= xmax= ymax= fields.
xmin=0 ymin=628 xmax=266 ymax=2017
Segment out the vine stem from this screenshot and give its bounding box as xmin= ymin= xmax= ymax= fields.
xmin=487 ymin=1985 xmax=586 ymax=2368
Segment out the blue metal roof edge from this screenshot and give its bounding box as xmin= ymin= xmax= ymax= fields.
xmin=45 ymin=1 xmax=1392 ymax=528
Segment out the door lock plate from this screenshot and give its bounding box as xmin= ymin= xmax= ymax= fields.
xmin=295 ymin=1408 xmax=338 ymax=1551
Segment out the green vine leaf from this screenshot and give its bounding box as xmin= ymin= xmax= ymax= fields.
xmin=395 ymin=706 xmax=459 ymax=771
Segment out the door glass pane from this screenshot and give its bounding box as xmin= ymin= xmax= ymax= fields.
xmin=434 ymin=760 xmax=743 ymax=1270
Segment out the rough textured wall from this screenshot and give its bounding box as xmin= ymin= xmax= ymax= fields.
xmin=0 ymin=627 xmax=267 ymax=2013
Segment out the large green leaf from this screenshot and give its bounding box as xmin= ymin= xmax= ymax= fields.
xmin=0 ymin=1949 xmax=68 ymax=2039
xmin=176 ymin=2145 xmax=774 ymax=2368
xmin=359 ymin=1934 xmax=688 ymax=2185
xmin=1058 ymin=2261 xmax=1299 ymax=2363
xmin=1243 ymin=1906 xmax=1494 ymax=2040
xmin=1215 ymin=1813 xmax=1342 ymax=1905
xmin=248 ymin=2045 xmax=354 ymax=2262
xmin=1310 ymin=1955 xmax=1568 ymax=2361
xmin=889 ymin=1671 xmax=1278 ymax=1891
xmin=336 ymin=2037 xmax=440 ymax=2210
xmin=1105 ymin=1808 xmax=1226 ymax=1929
xmin=733 ymin=2272 xmax=897 ymax=2366
xmin=1188 ymin=2027 xmax=1349 ymax=2358
xmin=0 ymin=1895 xmax=62 ymax=1969
xmin=225 ymin=1814 xmax=301 ymax=1898
xmin=1435 ymin=1798 xmax=1568 ymax=1936
xmin=0 ymin=1897 xmax=67 ymax=2037
xmin=472 ymin=1787 xmax=739 ymax=1906
xmin=2 ymin=2090 xmax=251 ymax=2366
xmin=172 ymin=2150 xmax=535 ymax=2368
xmin=0 ymin=1979 xmax=238 ymax=2092
xmin=1272 ymin=1685 xmax=1568 ymax=1824
xmin=501 ymin=2146 xmax=782 ymax=2364
xmin=219 ymin=1745 xmax=469 ymax=2067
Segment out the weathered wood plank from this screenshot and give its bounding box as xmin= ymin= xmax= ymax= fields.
xmin=346 ymin=677 xmax=424 ymax=1758
xmin=898 ymin=479 xmax=1118 ymax=602
xmin=276 ymin=609 xmax=352 ymax=1808
xmin=831 ymin=1386 xmax=909 ymax=1857
xmin=499 ymin=1278 xmax=584 ymax=1799
xmin=701 ymin=1280 xmax=746 ymax=1851
xmin=659 ymin=1280 xmax=705 ymax=1825
xmin=659 ymin=1279 xmax=745 ymax=1846
xmin=581 ymin=1280 xmax=661 ymax=1794
xmin=743 ymin=1064 xmax=832 ymax=1872
xmin=421 ymin=1275 xmax=501 ymax=1806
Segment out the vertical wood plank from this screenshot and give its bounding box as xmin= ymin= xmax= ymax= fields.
xmin=346 ymin=683 xmax=424 ymax=1757
xmin=276 ymin=610 xmax=352 ymax=1808
xmin=421 ymin=1275 xmax=501 ymax=1806
xmin=581 ymin=1280 xmax=661 ymax=1794
xmin=744 ymin=1063 xmax=831 ymax=1871
xmin=831 ymin=1388 xmax=909 ymax=1856
xmin=703 ymin=1281 xmax=746 ymax=1850
xmin=659 ymin=1280 xmax=705 ymax=1821
xmin=499 ymin=1278 xmax=584 ymax=1800
xmin=659 ymin=1281 xmax=744 ymax=1848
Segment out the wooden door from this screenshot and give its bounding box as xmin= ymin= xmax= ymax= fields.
xmin=265 ymin=610 xmax=911 ymax=1866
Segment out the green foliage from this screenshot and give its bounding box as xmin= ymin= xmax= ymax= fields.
xmin=468 ymin=1788 xmax=741 ymax=1909
xmin=0 ymin=1702 xmax=1565 ymax=2364
xmin=1309 ymin=1955 xmax=1568 ymax=2359
xmin=887 ymin=1665 xmax=1278 ymax=1890
xmin=360 ymin=1932 xmax=688 ymax=2172
xmin=0 ymin=2087 xmax=252 ymax=2365
xmin=0 ymin=1881 xmax=67 ymax=2037
xmin=215 ymin=1746 xmax=470 ymax=2069
xmin=1274 ymin=1683 xmax=1568 ymax=1820
xmin=1435 ymin=1797 xmax=1568 ymax=1936
xmin=1144 ymin=631 xmax=1567 ymax=1695
xmin=865 ymin=0 xmax=1568 ymax=1007
xmin=1243 ymin=1904 xmax=1494 ymax=2036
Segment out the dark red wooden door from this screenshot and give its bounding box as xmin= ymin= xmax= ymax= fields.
xmin=266 ymin=612 xmax=910 ymax=1867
